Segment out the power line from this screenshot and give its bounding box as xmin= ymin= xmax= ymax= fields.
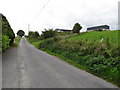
xmin=28 ymin=0 xmax=50 ymax=34
xmin=33 ymin=0 xmax=50 ymax=22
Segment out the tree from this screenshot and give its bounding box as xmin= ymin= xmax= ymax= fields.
xmin=41 ymin=29 xmax=56 ymax=39
xmin=17 ymin=30 xmax=25 ymax=37
xmin=34 ymin=31 xmax=40 ymax=38
xmin=72 ymin=23 xmax=82 ymax=34
xmin=28 ymin=31 xmax=34 ymax=38
xmin=28 ymin=31 xmax=40 ymax=39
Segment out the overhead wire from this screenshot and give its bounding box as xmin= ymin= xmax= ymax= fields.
xmin=28 ymin=0 xmax=50 ymax=32
xmin=31 ymin=0 xmax=50 ymax=24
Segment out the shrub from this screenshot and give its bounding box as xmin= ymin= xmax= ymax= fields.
xmin=41 ymin=29 xmax=56 ymax=39
xmin=2 ymin=35 xmax=10 ymax=51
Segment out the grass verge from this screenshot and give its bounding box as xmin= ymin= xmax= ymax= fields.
xmin=14 ymin=37 xmax=21 ymax=47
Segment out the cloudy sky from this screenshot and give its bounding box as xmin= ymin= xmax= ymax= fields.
xmin=0 ymin=0 xmax=119 ymax=35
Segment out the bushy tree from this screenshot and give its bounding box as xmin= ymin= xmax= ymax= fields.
xmin=72 ymin=23 xmax=82 ymax=34
xmin=17 ymin=30 xmax=25 ymax=37
xmin=28 ymin=31 xmax=34 ymax=39
xmin=34 ymin=31 xmax=40 ymax=38
xmin=41 ymin=29 xmax=56 ymax=39
xmin=28 ymin=31 xmax=40 ymax=39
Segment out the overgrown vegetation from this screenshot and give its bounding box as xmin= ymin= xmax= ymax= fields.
xmin=28 ymin=30 xmax=120 ymax=87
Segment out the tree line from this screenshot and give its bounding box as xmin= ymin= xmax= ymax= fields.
xmin=27 ymin=23 xmax=82 ymax=39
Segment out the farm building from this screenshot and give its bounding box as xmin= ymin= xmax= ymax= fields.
xmin=87 ymin=25 xmax=110 ymax=32
xmin=55 ymin=29 xmax=72 ymax=33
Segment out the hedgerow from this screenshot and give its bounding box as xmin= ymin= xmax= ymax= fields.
xmin=2 ymin=35 xmax=10 ymax=51
xmin=0 ymin=14 xmax=15 ymax=51
xmin=1 ymin=14 xmax=15 ymax=45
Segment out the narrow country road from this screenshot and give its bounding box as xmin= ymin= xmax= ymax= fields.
xmin=2 ymin=37 xmax=118 ymax=88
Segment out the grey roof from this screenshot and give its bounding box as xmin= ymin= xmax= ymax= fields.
xmin=87 ymin=25 xmax=110 ymax=30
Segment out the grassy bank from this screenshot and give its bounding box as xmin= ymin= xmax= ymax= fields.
xmin=14 ymin=37 xmax=21 ymax=46
xmin=28 ymin=30 xmax=120 ymax=87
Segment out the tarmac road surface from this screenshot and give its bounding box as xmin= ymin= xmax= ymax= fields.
xmin=2 ymin=37 xmax=118 ymax=88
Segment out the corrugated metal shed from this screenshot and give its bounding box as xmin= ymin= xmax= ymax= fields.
xmin=87 ymin=25 xmax=110 ymax=31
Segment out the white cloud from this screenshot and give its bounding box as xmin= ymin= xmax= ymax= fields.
xmin=0 ymin=0 xmax=119 ymax=35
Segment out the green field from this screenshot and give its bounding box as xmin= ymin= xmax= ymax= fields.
xmin=69 ymin=30 xmax=119 ymax=44
xmin=28 ymin=30 xmax=120 ymax=87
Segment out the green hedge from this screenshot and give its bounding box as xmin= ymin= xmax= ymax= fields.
xmin=1 ymin=14 xmax=15 ymax=45
xmin=2 ymin=35 xmax=10 ymax=51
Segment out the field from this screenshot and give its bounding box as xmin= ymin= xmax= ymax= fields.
xmin=69 ymin=30 xmax=119 ymax=45
xmin=28 ymin=30 xmax=120 ymax=87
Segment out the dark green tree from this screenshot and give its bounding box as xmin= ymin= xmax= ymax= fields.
xmin=34 ymin=31 xmax=40 ymax=38
xmin=72 ymin=23 xmax=82 ymax=34
xmin=28 ymin=31 xmax=40 ymax=39
xmin=41 ymin=29 xmax=56 ymax=39
xmin=17 ymin=30 xmax=25 ymax=37
xmin=28 ymin=31 xmax=34 ymax=38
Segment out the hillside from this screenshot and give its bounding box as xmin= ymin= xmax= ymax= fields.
xmin=28 ymin=30 xmax=120 ymax=87
xmin=69 ymin=30 xmax=119 ymax=44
